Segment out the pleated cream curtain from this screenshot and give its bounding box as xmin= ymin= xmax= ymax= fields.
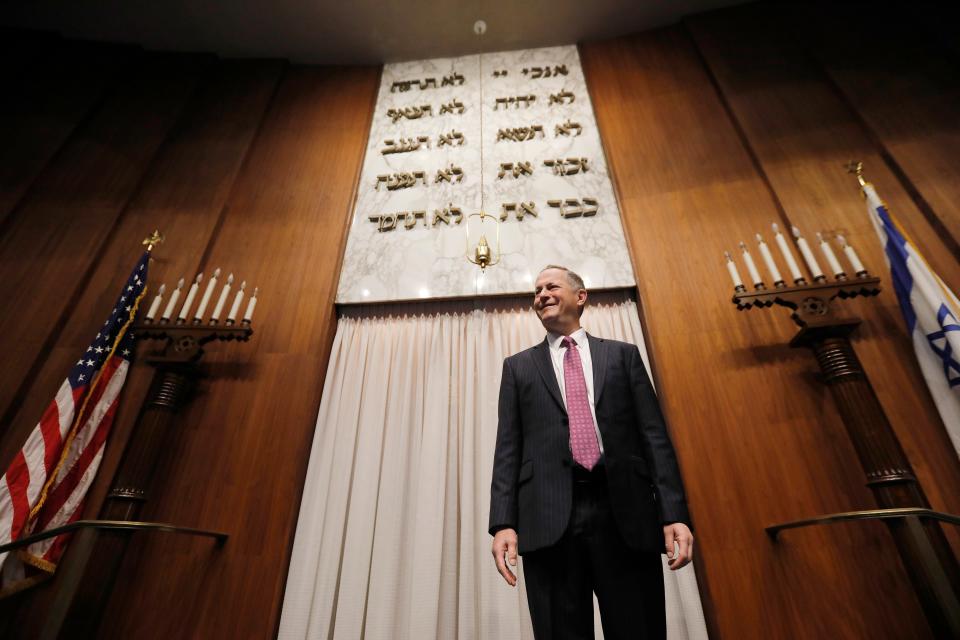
xmin=279 ymin=292 xmax=708 ymax=640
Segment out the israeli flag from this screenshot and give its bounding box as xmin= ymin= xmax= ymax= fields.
xmin=864 ymin=183 xmax=960 ymax=457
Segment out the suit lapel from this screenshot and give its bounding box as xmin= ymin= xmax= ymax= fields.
xmin=588 ymin=333 xmax=608 ymax=406
xmin=532 ymin=338 xmax=566 ymax=413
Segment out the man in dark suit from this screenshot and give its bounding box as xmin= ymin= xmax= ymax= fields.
xmin=489 ymin=265 xmax=693 ymax=640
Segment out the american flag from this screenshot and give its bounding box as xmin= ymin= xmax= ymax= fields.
xmin=0 ymin=251 xmax=149 ymax=594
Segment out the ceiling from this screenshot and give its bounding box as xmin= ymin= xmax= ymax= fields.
xmin=1 ymin=0 xmax=748 ymax=65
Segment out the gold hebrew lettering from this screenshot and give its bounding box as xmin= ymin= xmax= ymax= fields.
xmin=380 ymin=213 xmax=398 ymax=231
xmin=562 ymin=198 xmax=583 ymax=218
xmin=518 ymin=201 xmax=537 ymax=219
xmin=554 ymin=119 xmax=583 ymax=137
xmin=582 ymin=198 xmax=598 ymax=216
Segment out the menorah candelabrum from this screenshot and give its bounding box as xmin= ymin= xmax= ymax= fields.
xmin=724 ymin=198 xmax=960 ymax=635
xmin=40 ymin=232 xmax=262 ymax=639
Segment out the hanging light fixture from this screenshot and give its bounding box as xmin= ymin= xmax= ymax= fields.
xmin=465 ymin=210 xmax=501 ymax=270
xmin=465 ymin=16 xmax=501 ymax=271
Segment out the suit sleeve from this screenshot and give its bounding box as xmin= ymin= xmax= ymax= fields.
xmin=627 ymin=345 xmax=691 ymax=527
xmin=488 ymin=357 xmax=522 ymax=536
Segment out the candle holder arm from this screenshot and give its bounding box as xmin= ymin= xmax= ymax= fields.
xmin=732 ymin=277 xmax=881 ymax=327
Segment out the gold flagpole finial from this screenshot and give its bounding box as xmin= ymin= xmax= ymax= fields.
xmin=844 ymin=161 xmax=866 ymax=188
xmin=142 ymin=230 xmax=165 ymax=252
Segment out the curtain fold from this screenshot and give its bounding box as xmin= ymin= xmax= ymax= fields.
xmin=279 ymin=292 xmax=708 ymax=639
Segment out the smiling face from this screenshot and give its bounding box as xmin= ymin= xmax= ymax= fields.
xmin=534 ymin=268 xmax=587 ymax=335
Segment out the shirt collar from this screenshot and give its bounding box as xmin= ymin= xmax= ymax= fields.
xmin=547 ymin=327 xmax=587 ymax=351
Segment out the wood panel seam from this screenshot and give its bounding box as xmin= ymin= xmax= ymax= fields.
xmin=576 ymin=42 xmax=666 ymax=404
xmin=194 ymin=61 xmax=290 ymax=275
xmin=805 ymin=49 xmax=960 ymax=265
xmin=681 ymin=19 xmax=796 ymax=234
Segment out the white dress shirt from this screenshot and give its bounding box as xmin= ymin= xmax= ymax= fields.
xmin=547 ymin=327 xmax=605 ymax=454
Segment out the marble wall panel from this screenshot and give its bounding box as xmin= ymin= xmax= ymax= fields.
xmin=337 ymin=45 xmax=634 ymax=302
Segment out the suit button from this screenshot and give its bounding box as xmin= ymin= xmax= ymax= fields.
xmin=562 ymin=457 xmax=571 ymax=467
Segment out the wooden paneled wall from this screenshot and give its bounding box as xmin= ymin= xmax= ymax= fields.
xmin=581 ymin=2 xmax=960 ymax=638
xmin=0 ymin=1 xmax=957 ymax=637
xmin=0 ymin=39 xmax=379 ymax=638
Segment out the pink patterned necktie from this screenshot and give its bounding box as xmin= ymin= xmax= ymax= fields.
xmin=562 ymin=336 xmax=600 ymax=470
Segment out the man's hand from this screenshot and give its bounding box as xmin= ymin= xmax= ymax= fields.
xmin=491 ymin=528 xmax=519 ymax=586
xmin=664 ymin=523 xmax=693 ymax=570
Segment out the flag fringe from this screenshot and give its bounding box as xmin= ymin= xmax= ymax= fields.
xmin=18 ymin=548 xmax=56 ymax=573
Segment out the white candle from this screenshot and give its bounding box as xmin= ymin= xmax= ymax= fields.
xmin=739 ymin=242 xmax=763 ymax=287
xmin=178 ymin=273 xmax=202 ymax=322
xmin=161 ymin=278 xmax=184 ymax=322
xmin=211 ymin=273 xmax=234 ymax=322
xmin=194 ymin=267 xmax=220 ymax=321
xmin=724 ymin=252 xmax=745 ymax=290
xmin=755 ymin=233 xmax=784 ymax=286
xmin=792 ymin=226 xmax=824 ymax=281
xmin=772 ymin=223 xmax=804 ymax=283
xmin=817 ymin=232 xmax=845 ymax=278
xmin=836 ymin=235 xmax=867 ymax=275
xmin=243 ymin=287 xmax=259 ymax=323
xmin=227 ymin=281 xmax=246 ymax=324
xmin=145 ymin=283 xmax=166 ymax=321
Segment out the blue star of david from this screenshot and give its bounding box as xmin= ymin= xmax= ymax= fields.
xmin=926 ymin=304 xmax=960 ymax=388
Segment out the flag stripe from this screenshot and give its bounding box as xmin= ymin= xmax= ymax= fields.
xmin=35 ymin=359 xmax=127 ymax=533
xmin=55 ymin=382 xmax=81 ymax=441
xmin=876 ymin=205 xmax=918 ymax=332
xmin=31 ymin=443 xmax=106 ymax=561
xmin=2 ymin=454 xmax=30 ymax=542
xmin=21 ymin=430 xmax=51 ymax=526
xmin=0 ymin=477 xmax=13 ymax=542
xmin=39 ymin=381 xmax=76 ymax=472
xmin=1 ymin=380 xmax=82 ymax=546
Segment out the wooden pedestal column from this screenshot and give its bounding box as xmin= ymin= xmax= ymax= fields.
xmin=52 ymin=365 xmax=196 ymax=638
xmin=34 ymin=324 xmax=250 ymax=639
xmin=792 ymin=322 xmax=960 ymax=636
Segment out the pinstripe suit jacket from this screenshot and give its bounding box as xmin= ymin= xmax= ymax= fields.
xmin=488 ymin=334 xmax=690 ymax=554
